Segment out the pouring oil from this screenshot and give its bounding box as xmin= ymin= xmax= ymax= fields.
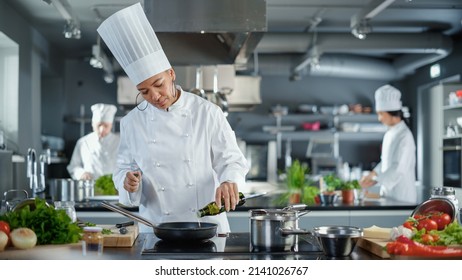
xmin=196 ymin=192 xmax=246 ymax=217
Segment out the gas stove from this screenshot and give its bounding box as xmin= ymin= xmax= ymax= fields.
xmin=141 ymin=232 xmax=323 ymax=259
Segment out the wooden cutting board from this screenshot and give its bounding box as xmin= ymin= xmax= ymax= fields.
xmin=98 ymin=224 xmax=139 ymax=248
xmin=356 ymin=238 xmax=391 ymax=259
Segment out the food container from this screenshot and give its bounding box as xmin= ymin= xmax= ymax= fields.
xmin=82 ymin=226 xmax=104 ymax=257
xmin=313 ymin=226 xmax=363 ymax=257
xmin=411 ymin=197 xmax=457 ymax=223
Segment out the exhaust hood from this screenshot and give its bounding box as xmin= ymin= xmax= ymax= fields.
xmin=143 ymin=0 xmax=267 ymax=67
xmin=175 ymin=65 xmax=262 ymax=111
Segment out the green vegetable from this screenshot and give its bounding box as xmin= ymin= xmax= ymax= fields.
xmin=301 ymin=185 xmax=320 ymax=204
xmin=323 ymin=174 xmax=360 ymax=191
xmin=81 ymin=222 xmax=112 ymax=235
xmin=412 ymin=222 xmax=462 ymax=246
xmin=286 ymin=160 xmax=309 ymax=189
xmin=323 ymin=174 xmax=342 ymax=192
xmin=0 ymin=198 xmax=82 ymax=245
xmin=94 ymin=174 xmax=118 ymax=195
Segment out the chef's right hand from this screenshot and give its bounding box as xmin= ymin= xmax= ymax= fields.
xmin=80 ymin=172 xmax=93 ymax=180
xmin=124 ymin=171 xmax=142 ymax=193
xmin=359 ymin=171 xmax=376 ymax=188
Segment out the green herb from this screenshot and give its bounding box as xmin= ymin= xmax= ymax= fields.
xmin=81 ymin=221 xmax=112 ymax=235
xmin=94 ymin=174 xmax=118 ymax=195
xmin=323 ymin=174 xmax=361 ymax=191
xmin=102 ymin=228 xmax=112 ymax=235
xmin=286 ymin=160 xmax=309 ymax=190
xmin=0 ymin=198 xmax=83 ymax=245
xmin=301 ymin=185 xmax=320 ymax=205
xmin=323 ymin=174 xmax=342 ymax=192
xmin=340 ymin=179 xmax=361 ymax=190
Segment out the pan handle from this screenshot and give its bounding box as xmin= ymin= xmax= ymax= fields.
xmin=101 ymin=201 xmax=156 ymax=228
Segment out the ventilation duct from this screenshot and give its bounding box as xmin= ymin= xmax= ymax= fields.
xmin=254 ymin=32 xmax=453 ymax=80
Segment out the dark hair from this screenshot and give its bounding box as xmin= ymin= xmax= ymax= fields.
xmin=386 ymin=110 xmax=410 ymax=127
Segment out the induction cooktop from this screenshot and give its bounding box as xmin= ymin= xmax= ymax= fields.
xmin=141 ymin=232 xmax=322 ymax=257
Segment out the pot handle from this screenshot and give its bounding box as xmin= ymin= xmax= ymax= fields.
xmin=283 ymin=204 xmax=307 ymax=211
xmin=279 ymin=227 xmax=320 ymax=248
xmin=280 ymin=227 xmax=311 ymax=236
xmin=101 ymin=201 xmax=156 ymax=228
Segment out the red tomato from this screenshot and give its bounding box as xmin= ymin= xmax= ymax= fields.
xmin=430 ymin=212 xmax=452 ymax=230
xmin=421 ymin=234 xmax=434 ymax=244
xmin=403 ymin=221 xmax=416 ymax=230
xmin=440 ymin=213 xmax=452 ymax=228
xmin=413 ymin=214 xmax=425 ymax=220
xmin=417 ymin=218 xmax=438 ymax=232
xmin=0 ymin=221 xmax=10 ymax=235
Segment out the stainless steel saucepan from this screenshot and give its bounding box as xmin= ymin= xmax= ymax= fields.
xmin=249 ymin=204 xmax=317 ymax=252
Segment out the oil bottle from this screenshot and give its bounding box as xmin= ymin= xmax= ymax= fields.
xmin=197 ymin=192 xmax=246 ymax=217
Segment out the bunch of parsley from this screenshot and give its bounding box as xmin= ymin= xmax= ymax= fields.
xmin=0 ymin=198 xmax=82 ymax=245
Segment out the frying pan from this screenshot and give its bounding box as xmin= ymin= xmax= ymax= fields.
xmin=101 ymin=201 xmax=217 ymax=242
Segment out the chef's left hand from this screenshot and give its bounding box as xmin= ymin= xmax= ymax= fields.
xmin=215 ymin=181 xmax=239 ymax=212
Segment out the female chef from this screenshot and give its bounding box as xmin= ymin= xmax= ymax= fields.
xmin=97 ymin=3 xmax=249 ymax=233
xmin=359 ymin=85 xmax=417 ymax=204
xmin=67 ymin=103 xmax=119 ymax=180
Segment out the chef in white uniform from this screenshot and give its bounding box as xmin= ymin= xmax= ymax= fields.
xmin=359 ymin=85 xmax=417 ymax=204
xmin=97 ymin=3 xmax=249 ymax=233
xmin=67 ymin=103 xmax=119 ymax=180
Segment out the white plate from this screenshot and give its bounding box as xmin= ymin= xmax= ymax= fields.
xmin=88 ymin=195 xmax=119 ymax=201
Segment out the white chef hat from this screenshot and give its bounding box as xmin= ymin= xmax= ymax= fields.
xmin=375 ymin=84 xmax=402 ymax=112
xmin=96 ymin=3 xmax=171 ymax=85
xmin=91 ymin=103 xmax=117 ymax=124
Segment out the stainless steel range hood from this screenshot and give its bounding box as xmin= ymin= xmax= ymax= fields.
xmin=143 ymin=0 xmax=267 ymax=67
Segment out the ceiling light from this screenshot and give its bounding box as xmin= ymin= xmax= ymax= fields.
xmin=48 ymin=0 xmax=81 ymax=39
xmin=351 ymin=19 xmax=372 ymax=40
xmin=63 ymin=20 xmax=81 ymax=39
xmin=103 ymin=72 xmax=114 ymax=84
xmin=90 ymin=36 xmax=114 ymax=83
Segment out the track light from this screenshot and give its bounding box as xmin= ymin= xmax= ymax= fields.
xmin=63 ymin=20 xmax=81 ymax=39
xmin=90 ymin=36 xmax=114 ymax=83
xmin=351 ymin=19 xmax=372 ymax=40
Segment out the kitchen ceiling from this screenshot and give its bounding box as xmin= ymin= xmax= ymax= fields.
xmin=4 ymin=0 xmax=462 ymax=80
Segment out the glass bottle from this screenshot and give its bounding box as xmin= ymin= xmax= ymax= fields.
xmin=197 ymin=192 xmax=246 ymax=217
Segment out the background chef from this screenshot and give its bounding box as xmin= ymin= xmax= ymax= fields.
xmin=67 ymin=103 xmax=119 ymax=180
xmin=359 ymin=85 xmax=417 ymax=204
xmin=97 ymin=3 xmax=249 ymax=233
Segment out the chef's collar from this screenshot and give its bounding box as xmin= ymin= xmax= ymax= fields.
xmin=166 ymin=85 xmax=185 ymax=112
xmin=388 ymin=120 xmax=406 ymax=132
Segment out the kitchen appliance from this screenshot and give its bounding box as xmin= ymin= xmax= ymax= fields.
xmin=442 ymin=138 xmax=462 ymax=188
xmin=141 ymin=232 xmax=322 ymax=257
xmin=101 ymin=201 xmax=217 ymax=242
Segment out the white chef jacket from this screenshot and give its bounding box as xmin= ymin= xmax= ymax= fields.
xmin=67 ymin=132 xmax=120 ymax=180
xmin=373 ymin=120 xmax=417 ymax=204
xmin=113 ymin=88 xmax=249 ymax=233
